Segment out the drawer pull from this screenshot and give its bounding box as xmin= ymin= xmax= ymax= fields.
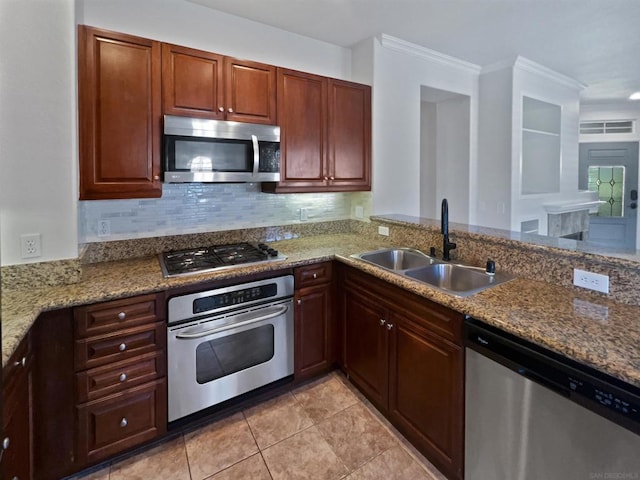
xmin=386 ymin=323 xmax=394 ymax=331
xmin=313 ymin=273 xmax=318 ymax=279
xmin=117 ymin=312 xmax=126 ymax=320
xmin=14 ymin=357 xmax=26 ymax=367
xmin=120 ymin=418 xmax=128 ymax=428
xmin=379 ymin=319 xmax=386 ymax=326
xmin=2 ymin=437 xmax=9 ymax=450
xmin=119 ymin=373 xmax=127 ymax=382
xmin=119 ymin=343 xmax=127 ymax=352
xmin=297 ymin=299 xmax=302 ymax=305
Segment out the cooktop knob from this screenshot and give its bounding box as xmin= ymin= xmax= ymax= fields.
xmin=267 ymin=248 xmax=278 ymax=256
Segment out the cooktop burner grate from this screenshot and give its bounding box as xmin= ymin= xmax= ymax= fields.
xmin=159 ymin=242 xmax=285 ymax=278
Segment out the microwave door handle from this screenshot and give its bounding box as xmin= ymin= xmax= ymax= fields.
xmin=175 ymin=304 xmax=288 ymax=339
xmin=251 ymin=134 xmax=259 ymax=177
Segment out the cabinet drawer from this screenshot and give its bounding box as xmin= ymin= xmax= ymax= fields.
xmin=295 ymin=262 xmax=333 ymax=287
xmin=77 ymin=378 xmax=167 ymax=464
xmin=76 ymin=351 xmax=165 ymax=403
xmin=75 ymin=323 xmax=165 ymax=371
xmin=75 ymin=294 xmax=163 ymax=338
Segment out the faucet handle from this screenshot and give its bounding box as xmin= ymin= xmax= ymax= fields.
xmin=486 ymin=259 xmax=496 ymax=275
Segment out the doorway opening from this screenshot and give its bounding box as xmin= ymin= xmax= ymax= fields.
xmin=419 ymin=86 xmax=471 ymax=223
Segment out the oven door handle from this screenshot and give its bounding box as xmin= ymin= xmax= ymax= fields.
xmin=251 ymin=134 xmax=260 ymax=176
xmin=175 ymin=304 xmax=288 ymax=339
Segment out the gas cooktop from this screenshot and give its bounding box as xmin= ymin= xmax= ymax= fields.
xmin=159 ymin=242 xmax=286 ymax=278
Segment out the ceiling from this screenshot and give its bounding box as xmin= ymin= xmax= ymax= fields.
xmin=187 ymin=0 xmax=640 ymax=105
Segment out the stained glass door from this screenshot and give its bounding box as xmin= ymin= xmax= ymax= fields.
xmin=579 ymin=142 xmax=639 ymax=250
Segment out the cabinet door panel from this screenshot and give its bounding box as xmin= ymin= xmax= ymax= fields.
xmin=328 ymin=80 xmax=371 ymax=189
xmin=295 ymin=284 xmax=332 ymax=380
xmin=78 ymin=26 xmax=161 ymax=199
xmin=389 ymin=313 xmax=463 ymax=480
xmin=162 ymin=43 xmax=224 ymax=119
xmin=344 ymin=288 xmax=388 ymax=410
xmin=225 ymin=58 xmax=276 ymax=124
xmin=275 ymin=69 xmax=327 ymax=187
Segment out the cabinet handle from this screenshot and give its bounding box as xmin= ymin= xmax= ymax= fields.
xmin=120 ymin=418 xmax=128 ymax=428
xmin=313 ymin=273 xmax=318 ymax=279
xmin=119 ymin=343 xmax=127 ymax=352
xmin=329 ymin=176 xmax=335 ymax=180
xmin=119 ymin=373 xmax=127 ymax=382
xmin=117 ymin=312 xmax=126 ymax=320
xmin=386 ymin=323 xmax=394 ymax=330
xmin=323 ymin=176 xmax=328 ymax=181
xmin=153 ymin=175 xmax=160 ymax=180
xmin=297 ymin=299 xmax=302 ymax=305
xmin=228 ymin=107 xmax=234 ymax=113
xmin=2 ymin=437 xmax=9 ymax=450
xmin=379 ymin=319 xmax=386 ymax=326
xmin=218 ymin=106 xmax=225 ymax=112
xmin=14 ymin=357 xmax=26 ymax=367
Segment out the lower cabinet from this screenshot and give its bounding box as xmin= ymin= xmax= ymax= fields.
xmin=2 ymin=332 xmax=33 ymax=480
xmin=73 ymin=293 xmax=167 ymax=467
xmin=294 ymin=262 xmax=334 ymax=381
xmin=340 ymin=265 xmax=465 ymax=480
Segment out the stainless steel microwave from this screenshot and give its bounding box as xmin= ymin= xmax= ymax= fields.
xmin=162 ymin=115 xmax=280 ymax=183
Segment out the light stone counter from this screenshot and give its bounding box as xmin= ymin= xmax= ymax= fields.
xmin=3 ymin=233 xmax=640 ymax=390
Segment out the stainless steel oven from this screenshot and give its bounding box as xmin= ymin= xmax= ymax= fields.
xmin=167 ymin=275 xmax=294 ymax=422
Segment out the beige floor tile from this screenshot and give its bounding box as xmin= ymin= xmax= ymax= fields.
xmin=316 ymin=402 xmax=397 ymax=471
xmin=262 ymin=426 xmax=349 ymax=480
xmin=346 ymin=446 xmax=433 ymax=480
xmin=70 ymin=465 xmax=110 ymax=480
xmin=185 ymin=412 xmax=259 ymax=480
xmin=206 ymin=453 xmax=272 ymax=480
xmin=293 ymin=375 xmax=358 ymax=423
xmin=244 ymin=391 xmax=314 ymax=449
xmin=109 ymin=435 xmax=190 ymax=480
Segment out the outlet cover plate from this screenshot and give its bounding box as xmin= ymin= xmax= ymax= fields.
xmin=573 ymin=268 xmax=609 ymax=294
xmin=20 ymin=233 xmax=42 ymax=258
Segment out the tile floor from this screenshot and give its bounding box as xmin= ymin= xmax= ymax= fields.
xmin=71 ymin=372 xmax=447 ymax=480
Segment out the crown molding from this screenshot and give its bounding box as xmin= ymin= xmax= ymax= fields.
xmin=379 ymin=34 xmax=481 ymax=75
xmin=482 ymin=55 xmax=585 ymax=91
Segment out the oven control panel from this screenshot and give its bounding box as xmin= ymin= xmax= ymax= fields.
xmin=193 ymin=284 xmax=277 ymax=314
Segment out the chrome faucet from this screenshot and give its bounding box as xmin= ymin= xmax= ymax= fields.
xmin=441 ymin=198 xmax=457 ymax=261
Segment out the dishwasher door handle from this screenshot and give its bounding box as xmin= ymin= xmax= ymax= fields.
xmin=175 ymin=304 xmax=288 ymax=339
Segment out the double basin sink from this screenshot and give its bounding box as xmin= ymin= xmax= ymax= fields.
xmin=351 ymin=247 xmax=512 ymax=297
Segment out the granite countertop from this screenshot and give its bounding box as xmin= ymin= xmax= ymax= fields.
xmin=3 ymin=233 xmax=640 ymax=390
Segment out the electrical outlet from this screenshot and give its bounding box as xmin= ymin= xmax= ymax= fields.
xmin=378 ymin=226 xmax=390 ymax=236
xmin=98 ymin=220 xmax=111 ymax=237
xmin=300 ymin=208 xmax=308 ymax=221
xmin=573 ymin=268 xmax=610 ymax=294
xmin=20 ymin=233 xmax=42 ymax=259
xmin=355 ymin=205 xmax=364 ymax=219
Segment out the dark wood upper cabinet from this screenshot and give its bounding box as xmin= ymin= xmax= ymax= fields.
xmin=263 ymin=69 xmax=371 ymax=193
xmin=78 ymin=25 xmax=162 ymax=200
xmin=162 ymin=43 xmax=276 ymax=124
xmin=327 ymin=79 xmax=371 ymax=190
xmin=162 ymin=43 xmax=224 ymax=119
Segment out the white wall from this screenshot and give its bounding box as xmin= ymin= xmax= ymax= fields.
xmin=359 ymin=36 xmax=479 ymax=221
xmin=0 ymin=0 xmax=78 ymax=265
xmin=420 ymin=102 xmax=438 ymax=218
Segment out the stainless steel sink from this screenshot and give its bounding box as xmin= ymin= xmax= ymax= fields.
xmin=404 ymin=263 xmax=510 ymax=297
xmin=352 ymin=247 xmax=513 ymax=296
xmin=352 ymin=247 xmax=436 ymax=271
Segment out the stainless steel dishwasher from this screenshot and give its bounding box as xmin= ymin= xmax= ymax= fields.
xmin=465 ymin=318 xmax=640 ymax=480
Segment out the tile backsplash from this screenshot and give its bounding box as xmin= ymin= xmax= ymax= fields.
xmin=78 ymin=183 xmax=372 ymax=243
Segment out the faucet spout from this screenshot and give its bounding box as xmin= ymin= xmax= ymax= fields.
xmin=441 ymin=198 xmax=456 ymax=261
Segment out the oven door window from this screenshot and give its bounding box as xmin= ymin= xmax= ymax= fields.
xmin=170 ymin=137 xmax=253 ymax=172
xmin=195 ymin=324 xmax=275 ymax=384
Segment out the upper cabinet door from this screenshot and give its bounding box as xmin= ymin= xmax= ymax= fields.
xmin=264 ymin=68 xmax=328 ymax=192
xmin=162 ymin=43 xmax=225 ymax=119
xmin=327 ymin=80 xmax=371 ymax=190
xmin=78 ymin=26 xmax=162 ymax=200
xmin=225 ymin=58 xmax=277 ymax=125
